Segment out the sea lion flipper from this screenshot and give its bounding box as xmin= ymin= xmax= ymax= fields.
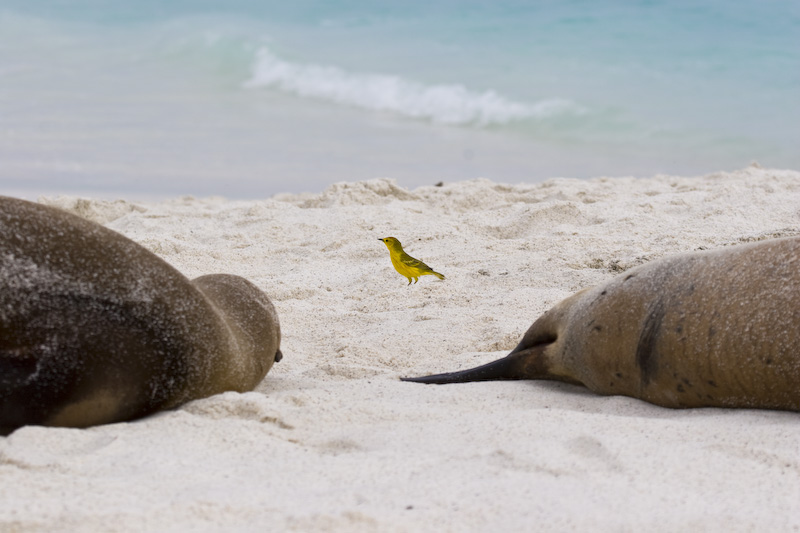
xmin=401 ymin=349 xmax=542 ymax=384
xmin=401 ymin=358 xmax=516 ymax=384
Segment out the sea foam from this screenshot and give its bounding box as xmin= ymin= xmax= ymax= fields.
xmin=244 ymin=48 xmax=580 ymax=126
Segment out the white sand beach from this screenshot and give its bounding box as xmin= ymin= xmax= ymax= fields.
xmin=1 ymin=165 xmax=799 ymax=532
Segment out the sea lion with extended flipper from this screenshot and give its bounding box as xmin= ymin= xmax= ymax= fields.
xmin=404 ymin=237 xmax=800 ymax=411
xmin=0 ymin=196 xmax=282 ymax=434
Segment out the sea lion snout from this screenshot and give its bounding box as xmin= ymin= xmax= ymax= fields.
xmin=191 ymin=273 xmax=282 ymax=390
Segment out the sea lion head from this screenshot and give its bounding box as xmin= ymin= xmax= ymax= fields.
xmin=191 ymin=274 xmax=282 ymax=388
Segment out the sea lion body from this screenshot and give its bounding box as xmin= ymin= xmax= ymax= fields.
xmin=405 ymin=237 xmax=800 ymax=411
xmin=0 ymin=196 xmax=282 ymax=434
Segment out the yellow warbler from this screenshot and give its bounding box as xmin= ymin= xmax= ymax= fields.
xmin=379 ymin=237 xmax=445 ymax=285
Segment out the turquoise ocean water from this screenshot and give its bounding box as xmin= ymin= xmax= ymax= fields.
xmin=2 ymin=1 xmax=798 ymax=199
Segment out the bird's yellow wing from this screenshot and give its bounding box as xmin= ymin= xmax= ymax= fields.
xmin=399 ymin=253 xmax=432 ymax=272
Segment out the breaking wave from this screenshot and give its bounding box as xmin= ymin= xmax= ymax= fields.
xmin=244 ymin=48 xmax=582 ymax=126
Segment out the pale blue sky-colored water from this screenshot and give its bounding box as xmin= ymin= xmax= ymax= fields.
xmin=1 ymin=0 xmax=798 ymax=199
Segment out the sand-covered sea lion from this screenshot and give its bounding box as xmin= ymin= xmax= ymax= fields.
xmin=404 ymin=237 xmax=800 ymax=411
xmin=0 ymin=196 xmax=282 ymax=434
